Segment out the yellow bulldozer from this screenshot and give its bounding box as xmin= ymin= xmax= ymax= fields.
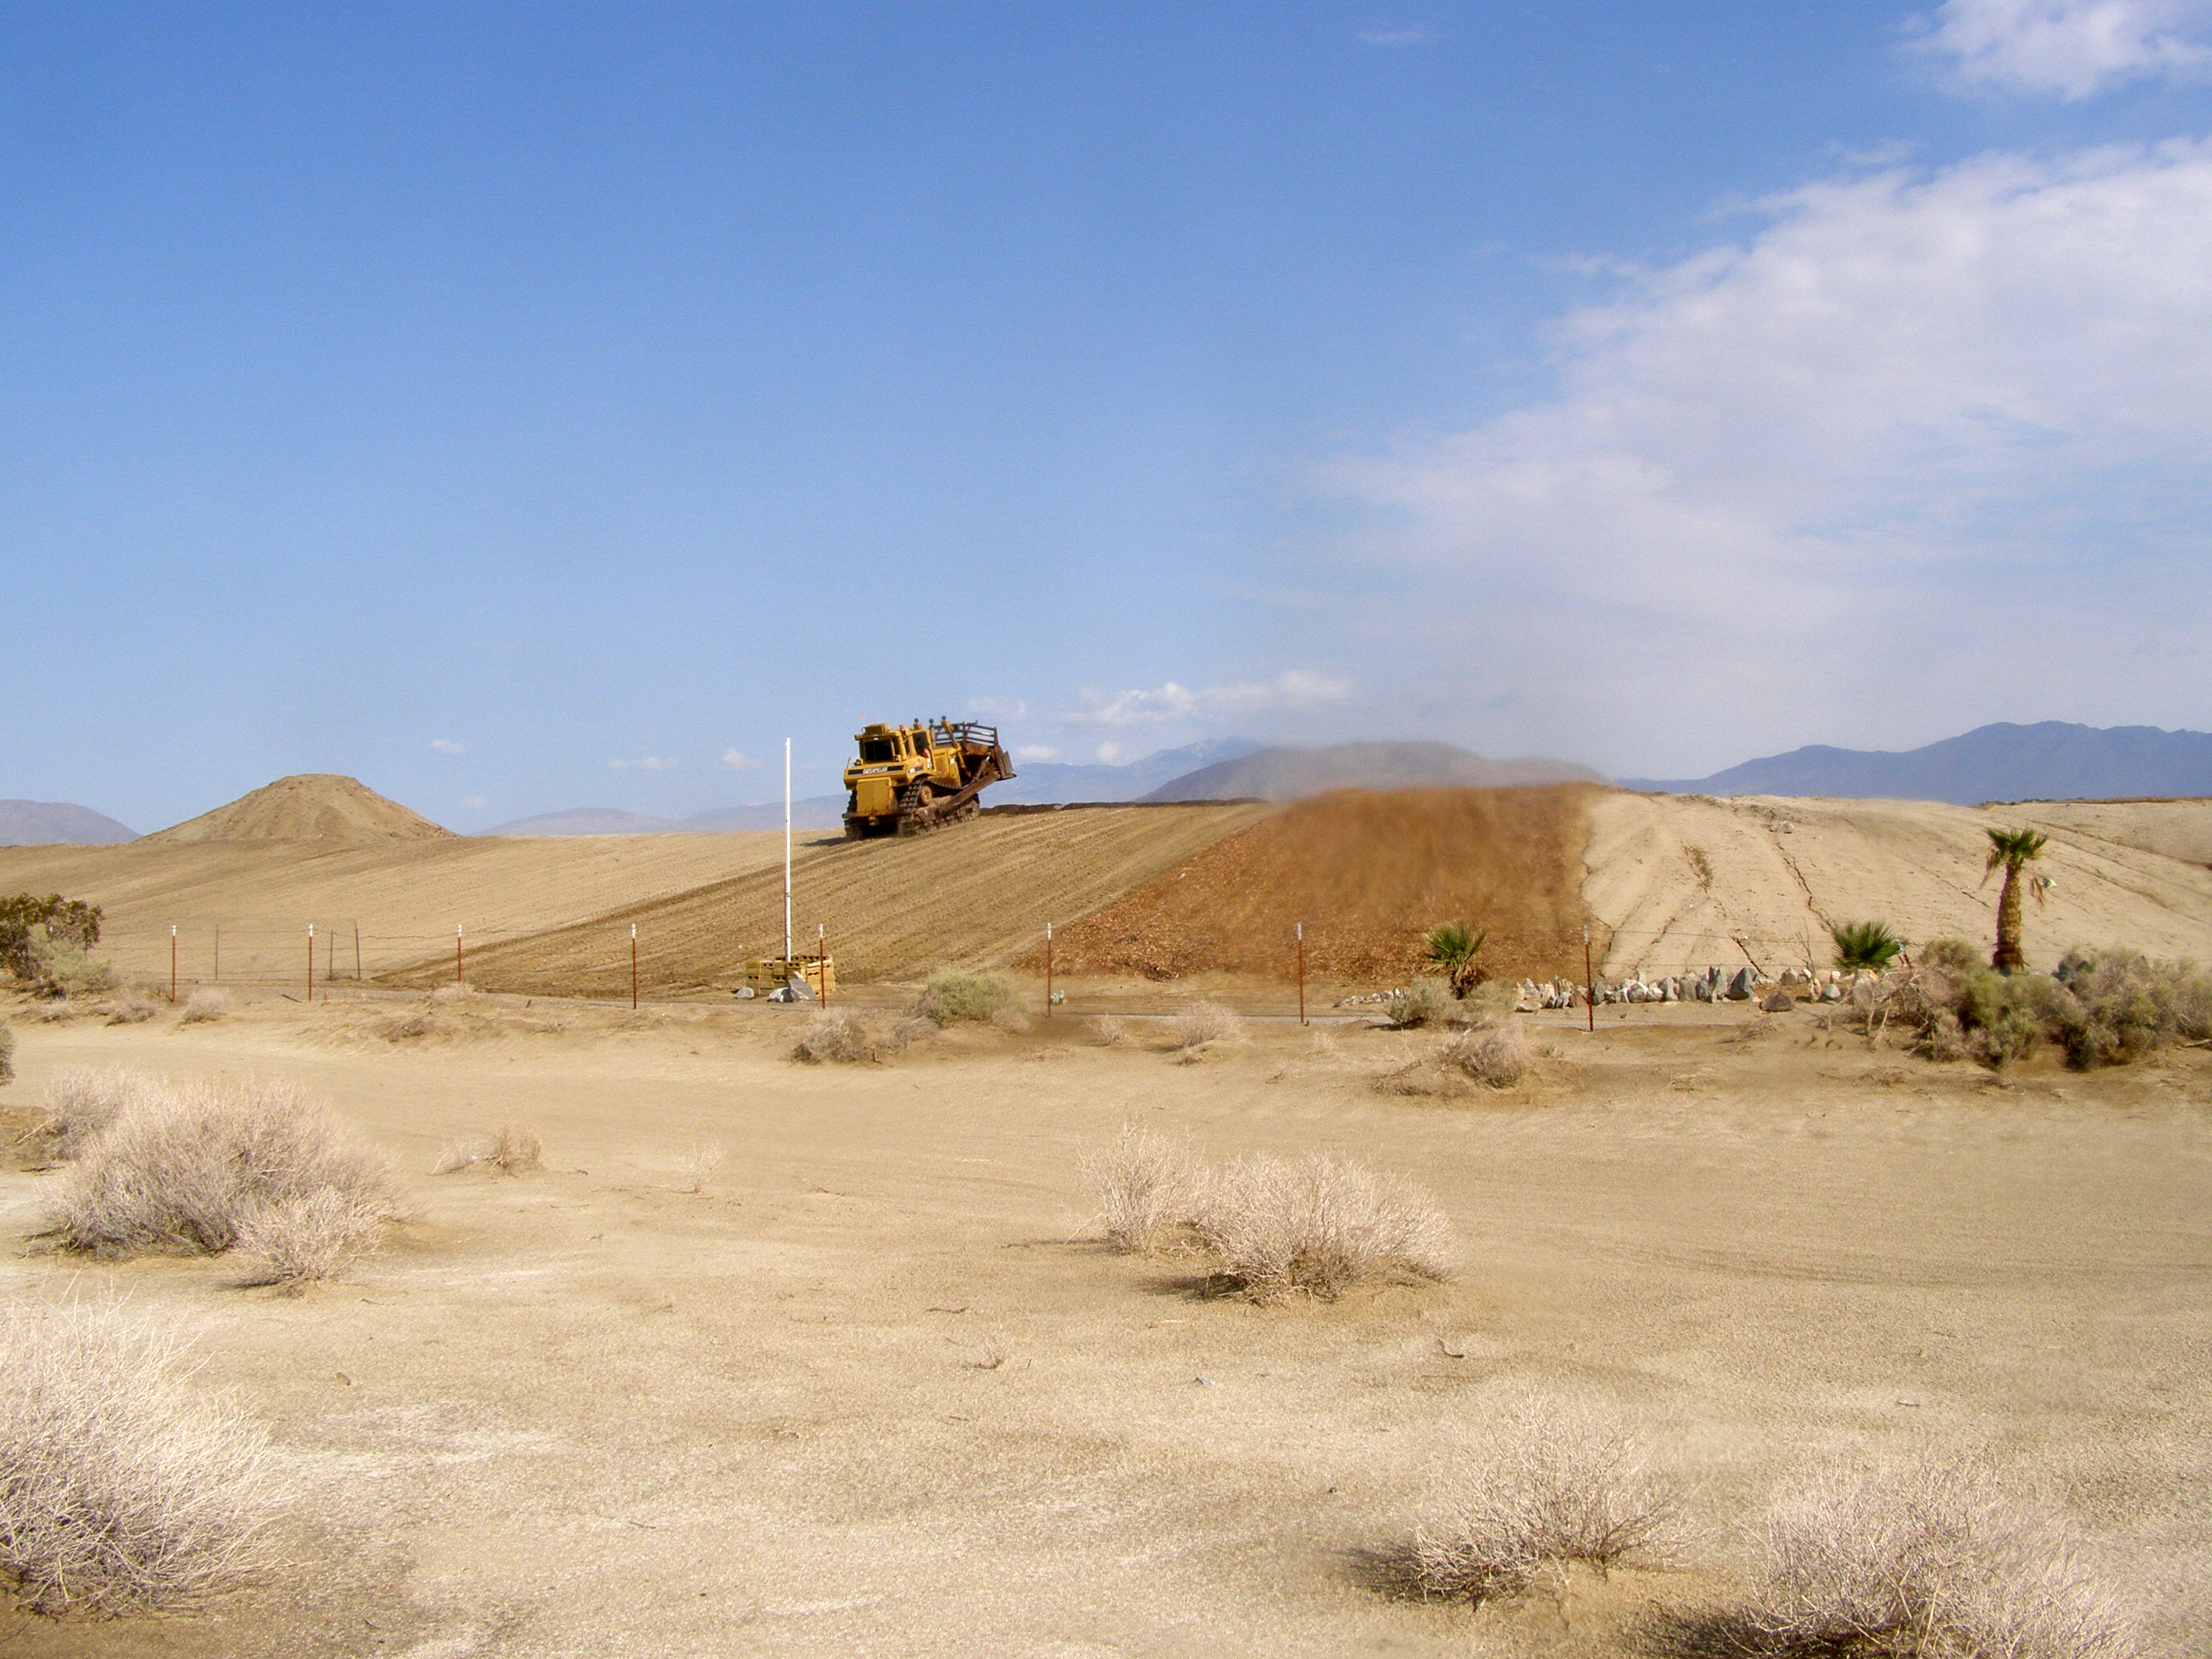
xmin=842 ymin=718 xmax=1015 ymax=838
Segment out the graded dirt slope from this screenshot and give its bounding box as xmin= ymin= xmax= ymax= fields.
xmin=1588 ymin=791 xmax=2212 ymax=978
xmin=398 ymin=802 xmax=1272 ymax=996
xmin=0 ymin=833 xmax=793 ymax=989
xmin=143 ymin=773 xmax=451 ymax=844
xmin=1043 ymin=786 xmax=1597 ymax=985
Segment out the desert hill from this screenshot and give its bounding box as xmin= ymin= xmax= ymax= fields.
xmin=144 ymin=774 xmax=453 ymax=845
xmin=0 ymin=799 xmax=137 ymax=846
xmin=485 ymin=798 xmax=848 ymax=835
xmin=1623 ymin=721 xmax=2212 ymax=804
xmin=1142 ymin=740 xmax=1601 ymax=802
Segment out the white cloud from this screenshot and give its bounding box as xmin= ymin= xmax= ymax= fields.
xmin=464 ymin=794 xmax=488 ymax=809
xmin=428 ymin=738 xmax=466 ymax=755
xmin=1917 ymin=0 xmax=2212 ymax=97
xmin=719 ymin=748 xmax=759 ymax=770
xmin=610 ymin=756 xmax=680 ymax=771
xmin=1015 ymin=744 xmax=1062 ymax=762
xmin=1058 ymin=671 xmax=1352 ymax=728
xmin=1317 ymin=142 xmax=2212 ymax=773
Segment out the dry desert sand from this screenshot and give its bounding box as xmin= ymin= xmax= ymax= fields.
xmin=3 ymin=777 xmax=2212 ymax=1653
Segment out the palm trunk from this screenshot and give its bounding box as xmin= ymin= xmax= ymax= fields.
xmin=1992 ymin=865 xmax=2026 ymax=972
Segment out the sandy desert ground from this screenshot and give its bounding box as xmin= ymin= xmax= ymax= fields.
xmin=2 ymin=989 xmax=2209 ymax=1657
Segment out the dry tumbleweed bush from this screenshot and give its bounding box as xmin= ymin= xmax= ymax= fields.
xmin=178 ymin=988 xmax=233 ymax=1025
xmin=0 ymin=1300 xmax=284 ymax=1612
xmin=46 ymin=1074 xmax=400 ymax=1259
xmin=1192 ymin=1152 xmax=1454 ymax=1300
xmin=434 ymin=1120 xmax=543 ymax=1176
xmin=791 ymin=1010 xmax=884 ymax=1064
xmin=1088 ymin=1015 xmax=1136 ymax=1048
xmin=1445 ymin=1022 xmax=1534 ymax=1088
xmin=1082 ymin=1125 xmax=1197 ymax=1254
xmin=1396 ymin=1400 xmax=1681 ymax=1606
xmin=1680 ymin=1461 xmax=2142 ymax=1659
xmin=1163 ymin=1001 xmax=1244 ymax=1050
xmin=234 ymin=1189 xmax=390 ymax=1290
xmin=34 ymin=1067 xmax=158 ymax=1161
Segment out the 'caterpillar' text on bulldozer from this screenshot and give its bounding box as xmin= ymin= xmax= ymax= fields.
xmin=842 ymin=719 xmax=1015 ymax=838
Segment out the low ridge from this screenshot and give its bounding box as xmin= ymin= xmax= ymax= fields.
xmin=1142 ymin=740 xmax=1602 ymax=803
xmin=142 ymin=773 xmax=452 ymax=845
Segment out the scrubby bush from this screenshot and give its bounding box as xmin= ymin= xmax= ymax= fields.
xmin=791 ymin=1009 xmax=886 ymax=1063
xmin=0 ymin=1021 xmax=12 ymax=1086
xmin=989 ymin=1004 xmax=1032 ymax=1033
xmin=47 ymin=1076 xmax=400 ymax=1257
xmin=105 ymin=992 xmax=162 ymax=1026
xmin=0 ymin=894 xmax=102 ymax=984
xmin=179 ymin=988 xmax=233 ymax=1024
xmin=2052 ymin=948 xmax=2212 ymax=1067
xmin=1192 ymin=1153 xmax=1454 ymax=1301
xmin=30 ymin=945 xmax=114 ymax=1000
xmin=429 ymin=983 xmax=480 ymax=1007
xmin=1672 ymin=1461 xmax=2139 ymax=1659
xmin=1089 ymin=1015 xmax=1136 ymax=1048
xmin=433 ymin=1120 xmax=542 ymax=1176
xmin=1382 ymin=978 xmax=1456 ymax=1030
xmin=911 ymin=969 xmax=1015 ymax=1026
xmin=1163 ymin=1001 xmax=1242 ymax=1050
xmin=35 ymin=1067 xmax=158 ymax=1160
xmin=1832 ymin=920 xmax=1905 ymax=974
xmin=235 ymin=1189 xmax=387 ymax=1290
xmin=1445 ymin=1022 xmax=1533 ymax=1088
xmin=1083 ymin=1126 xmax=1195 ymax=1254
xmin=0 ymin=1300 xmax=283 ymax=1611
xmin=1395 ymin=1400 xmax=1680 ymax=1605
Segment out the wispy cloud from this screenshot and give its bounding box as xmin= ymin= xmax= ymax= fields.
xmin=1316 ymin=141 xmax=2212 ymax=771
xmin=611 ymin=755 xmax=680 ymax=771
xmin=1015 ymin=744 xmax=1061 ymax=762
xmin=1916 ymin=0 xmax=2212 ymax=97
xmin=719 ymin=748 xmax=759 ymax=770
xmin=1057 ymin=671 xmax=1352 ymax=729
xmin=428 ymin=738 xmax=466 ymax=755
xmin=1358 ymin=22 xmax=1436 ymax=45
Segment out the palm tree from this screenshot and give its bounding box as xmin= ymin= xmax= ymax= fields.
xmin=1981 ymin=827 xmax=2049 ymax=974
xmin=1424 ymin=922 xmax=1489 ymax=997
xmin=1830 ymin=920 xmax=1905 ymax=974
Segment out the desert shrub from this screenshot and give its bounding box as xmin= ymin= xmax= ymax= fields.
xmin=1444 ymin=1022 xmax=1533 ymax=1088
xmin=429 ymin=983 xmax=479 ymax=1007
xmin=234 ymin=1190 xmax=387 ymax=1290
xmin=911 ymin=969 xmax=1015 ymax=1026
xmin=887 ymin=1015 xmax=938 ymax=1049
xmin=0 ymin=1300 xmax=282 ymax=1611
xmin=105 ymin=992 xmax=162 ymax=1026
xmin=1382 ymin=978 xmax=1456 ymax=1030
xmin=1832 ymin=920 xmax=1905 ymax=974
xmin=679 ymin=1143 xmax=726 ymax=1194
xmin=1395 ymin=1400 xmax=1681 ymax=1605
xmin=29 ymin=998 xmax=75 ymax=1023
xmin=48 ymin=1076 xmax=400 ymax=1256
xmin=1424 ymin=922 xmax=1490 ymax=997
xmin=1163 ymin=1000 xmax=1242 ymax=1049
xmin=1676 ymin=1461 xmax=2140 ymax=1659
xmin=1089 ymin=1015 xmax=1136 ymax=1048
xmin=1082 ymin=1126 xmax=1196 ymax=1254
xmin=179 ymin=988 xmax=233 ymax=1024
xmin=1192 ymin=1153 xmax=1454 ymax=1301
xmin=35 ymin=1066 xmax=159 ymax=1161
xmin=2052 ymin=948 xmax=2212 ymax=1067
xmin=1919 ymin=936 xmax=1982 ymax=979
xmin=434 ymin=1120 xmax=541 ymax=1176
xmin=0 ymin=894 xmax=102 ymax=983
xmin=29 ymin=945 xmax=114 ymax=1000
xmin=989 ymin=1004 xmax=1033 ymax=1033
xmin=0 ymin=1022 xmax=12 ymax=1086
xmin=791 ymin=1009 xmax=884 ymax=1064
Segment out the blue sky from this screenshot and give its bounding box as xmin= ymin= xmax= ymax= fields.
xmin=6 ymin=1 xmax=2211 ymax=831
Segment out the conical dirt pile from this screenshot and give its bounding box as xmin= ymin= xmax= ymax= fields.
xmin=143 ymin=774 xmax=452 ymax=845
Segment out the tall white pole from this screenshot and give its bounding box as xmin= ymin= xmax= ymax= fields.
xmin=783 ymin=737 xmax=793 ymax=963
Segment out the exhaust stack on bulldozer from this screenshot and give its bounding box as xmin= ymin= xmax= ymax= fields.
xmin=842 ymin=718 xmax=1014 ymax=838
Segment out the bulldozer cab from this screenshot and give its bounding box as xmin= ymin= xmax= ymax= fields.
xmin=842 ymin=717 xmax=1013 ymax=839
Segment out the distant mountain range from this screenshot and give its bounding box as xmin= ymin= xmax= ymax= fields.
xmin=1622 ymin=721 xmax=2212 ymax=804
xmin=482 ymin=798 xmax=850 ymax=836
xmin=1142 ymin=742 xmax=1603 ymax=802
xmin=0 ymin=799 xmax=139 ymax=846
xmin=991 ymin=737 xmax=1264 ymax=804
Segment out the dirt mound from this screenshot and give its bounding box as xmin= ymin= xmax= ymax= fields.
xmin=143 ymin=774 xmax=452 ymax=845
xmin=1038 ymin=786 xmax=1597 ymax=985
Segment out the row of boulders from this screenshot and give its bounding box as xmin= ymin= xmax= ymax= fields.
xmin=1515 ymin=965 xmax=1879 ymax=1011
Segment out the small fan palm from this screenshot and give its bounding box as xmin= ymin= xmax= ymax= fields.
xmin=1981 ymin=827 xmax=2049 ymax=974
xmin=1424 ymin=922 xmax=1490 ymax=998
xmin=1830 ymin=920 xmax=1904 ymax=974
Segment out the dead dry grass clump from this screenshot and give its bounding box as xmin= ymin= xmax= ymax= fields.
xmin=1088 ymin=1014 xmax=1137 ymax=1048
xmin=1162 ymin=1000 xmax=1243 ymax=1050
xmin=0 ymin=1300 xmax=284 ymax=1612
xmin=1192 ymin=1152 xmax=1454 ymax=1300
xmin=1382 ymin=978 xmax=1456 ymax=1030
xmin=429 ymin=983 xmax=480 ymax=1006
xmin=791 ymin=1009 xmax=888 ymax=1064
xmin=47 ymin=1076 xmax=400 ymax=1259
xmin=911 ymin=968 xmax=1015 ymax=1026
xmin=1082 ymin=1126 xmax=1197 ymax=1254
xmin=33 ymin=1067 xmax=158 ymax=1161
xmin=234 ymin=1189 xmax=388 ymax=1290
xmin=0 ymin=1021 xmax=12 ymax=1085
xmin=104 ymin=992 xmax=162 ymax=1026
xmin=1660 ymin=1461 xmax=2140 ymax=1659
xmin=178 ymin=988 xmax=233 ymax=1025
xmin=1445 ymin=1022 xmax=1534 ymax=1088
xmin=1393 ymin=1401 xmax=1681 ymax=1606
xmin=433 ymin=1120 xmax=543 ymax=1176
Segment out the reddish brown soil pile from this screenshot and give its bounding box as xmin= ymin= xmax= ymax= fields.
xmin=1035 ymin=784 xmax=1597 ymax=985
